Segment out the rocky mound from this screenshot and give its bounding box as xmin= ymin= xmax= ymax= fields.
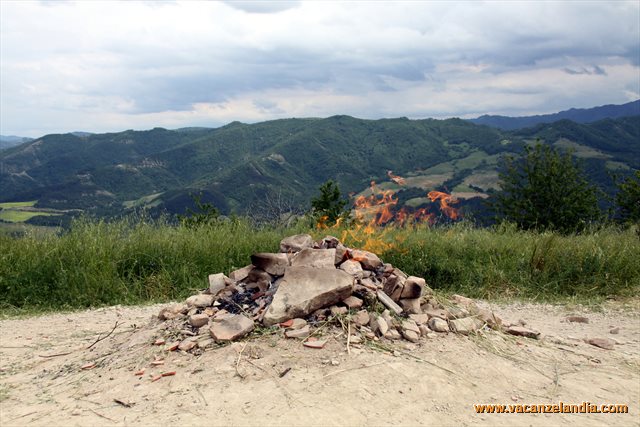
xmin=154 ymin=234 xmax=540 ymax=352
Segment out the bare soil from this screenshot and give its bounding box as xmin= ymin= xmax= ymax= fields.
xmin=1 ymin=299 xmax=638 ymax=426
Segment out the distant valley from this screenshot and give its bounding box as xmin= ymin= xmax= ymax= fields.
xmin=1 ymin=103 xmax=638 ymax=228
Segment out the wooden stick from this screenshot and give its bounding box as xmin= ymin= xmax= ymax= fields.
xmin=235 ymin=342 xmax=248 ymax=379
xmin=346 ymin=322 xmax=351 ymax=356
xmin=87 ymin=321 xmax=120 ymax=350
xmin=38 ymin=351 xmax=72 ymax=358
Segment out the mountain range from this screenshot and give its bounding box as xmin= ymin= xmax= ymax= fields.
xmin=1 ymin=104 xmax=638 ymax=226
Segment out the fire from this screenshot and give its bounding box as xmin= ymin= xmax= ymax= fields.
xmin=316 ymin=171 xmax=460 ymax=253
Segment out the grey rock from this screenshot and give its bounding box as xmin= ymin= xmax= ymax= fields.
xmin=291 ymin=248 xmax=336 ymax=269
xmin=339 ymin=259 xmax=365 ymax=279
xmin=285 ymin=325 xmax=311 ymax=339
xmin=376 ymin=290 xmax=403 ymax=315
xmin=189 ymin=313 xmax=210 ymax=328
xmin=409 ymin=314 xmax=430 ymax=325
xmin=208 ymin=273 xmax=229 ymax=296
xmin=449 ymin=317 xmax=484 ymax=335
xmin=350 ymin=249 xmax=383 ymax=270
xmin=566 ymin=315 xmax=589 ymax=324
xmin=185 ymin=294 xmax=215 ymax=308
xmin=384 ymin=329 xmax=402 ymax=340
xmin=402 ymin=329 xmax=420 ymax=343
xmin=229 ymin=265 xmax=254 ymax=282
xmin=352 ymin=310 xmax=370 ymax=326
xmin=383 ymin=274 xmax=405 ymax=299
xmin=428 ymin=317 xmax=449 ymax=333
xmin=402 ymin=319 xmax=420 ymax=334
xmin=506 ymin=326 xmax=541 ymax=339
xmin=399 ymin=298 xmax=422 ymax=314
xmin=158 ymin=304 xmax=187 ymax=320
xmin=209 ymin=314 xmax=255 ymax=341
xmin=250 ymin=253 xmax=289 ymax=276
xmin=342 ymin=295 xmax=363 ymax=309
xmin=586 ymin=337 xmax=615 ymax=349
xmin=370 ymin=315 xmax=389 ymax=336
xmin=280 ymin=234 xmax=314 ymax=253
xmin=178 ymin=338 xmax=197 ymax=352
xmin=400 ymin=276 xmax=426 ymax=299
xmin=262 ymin=266 xmax=354 ymax=326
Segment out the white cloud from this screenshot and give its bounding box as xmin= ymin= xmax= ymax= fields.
xmin=0 ymin=0 xmax=638 ymax=136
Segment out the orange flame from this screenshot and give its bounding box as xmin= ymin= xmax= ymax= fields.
xmin=427 ymin=191 xmax=460 ymax=220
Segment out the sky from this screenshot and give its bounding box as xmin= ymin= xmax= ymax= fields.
xmin=1 ymin=1 xmax=639 ymax=137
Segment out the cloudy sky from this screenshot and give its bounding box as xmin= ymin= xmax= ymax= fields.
xmin=1 ymin=1 xmax=638 ymax=137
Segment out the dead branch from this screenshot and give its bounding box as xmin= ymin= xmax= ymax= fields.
xmin=87 ymin=321 xmax=120 ymax=350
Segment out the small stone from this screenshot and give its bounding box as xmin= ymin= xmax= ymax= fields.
xmin=291 ymin=248 xmax=337 ymax=268
xmin=382 ymin=275 xmax=405 ymax=298
xmin=381 ymin=309 xmax=394 ymax=328
xmin=370 ymin=315 xmax=389 ymax=336
xmin=352 ymin=310 xmax=370 ymax=326
xmin=178 ymin=338 xmax=197 ymax=352
xmin=449 ymin=317 xmax=484 ymax=335
xmin=165 ymin=341 xmax=180 ymax=351
xmin=399 ymin=298 xmax=421 ymax=314
xmin=320 ymin=235 xmax=341 ymax=248
xmin=476 ymin=309 xmax=502 ymax=329
xmin=197 ymin=338 xmax=213 ymax=348
xmin=350 ymin=249 xmax=383 ymax=270
xmin=208 ymin=273 xmax=229 ymax=296
xmin=303 ymin=340 xmax=327 ymax=349
xmin=384 ymin=329 xmax=402 ymax=340
xmin=428 ymin=317 xmax=449 ymax=333
xmin=402 ymin=329 xmax=420 ymax=343
xmin=339 ymin=259 xmax=365 ymax=279
xmin=586 ymin=337 xmax=615 ymax=350
xmin=446 ymin=306 xmax=470 ymax=319
xmin=189 ymin=313 xmax=210 ymax=328
xmin=451 ymin=294 xmax=477 ymax=310
xmin=400 ymin=276 xmax=426 ymax=299
xmin=349 ymin=335 xmax=363 ymax=344
xmin=418 ymin=325 xmax=430 ymax=336
xmin=229 ymin=265 xmax=254 ymax=282
xmin=158 ymin=303 xmax=187 ymax=320
xmin=285 ymin=325 xmax=310 ymax=339
xmin=250 ymin=253 xmax=289 ymax=276
xmin=506 ymin=326 xmax=541 ymax=339
xmin=609 ymin=327 xmax=620 ymax=334
xmin=185 ymin=294 xmax=215 ymax=308
xmin=424 ymin=309 xmax=449 ymax=320
xmin=409 ymin=314 xmax=430 ymax=325
xmin=280 ymin=234 xmax=314 ymax=253
xmin=209 ymin=314 xmax=255 ymax=341
xmin=376 ymin=290 xmax=403 ymax=315
xmin=335 ymin=244 xmax=349 ymax=265
xmin=566 ymin=315 xmax=589 ymax=324
xmin=342 ymin=295 xmax=363 ymax=309
xmin=402 ymin=319 xmax=420 ymax=335
xmin=330 ymin=306 xmax=348 ymax=316
xmin=288 ymin=318 xmax=308 ymax=330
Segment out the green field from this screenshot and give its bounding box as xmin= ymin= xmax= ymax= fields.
xmin=0 ymin=218 xmax=637 ymax=312
xmin=0 ymin=201 xmax=36 ymax=208
xmin=0 ymin=210 xmax=59 ymax=223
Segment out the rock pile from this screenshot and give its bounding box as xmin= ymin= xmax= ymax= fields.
xmin=155 ymin=234 xmax=533 ymax=352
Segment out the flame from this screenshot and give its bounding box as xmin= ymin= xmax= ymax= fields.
xmin=427 ymin=191 xmax=460 ymax=220
xmin=387 ymin=170 xmax=406 ymax=186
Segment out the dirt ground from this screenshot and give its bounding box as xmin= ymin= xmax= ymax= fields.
xmin=1 ymin=299 xmax=638 ymax=427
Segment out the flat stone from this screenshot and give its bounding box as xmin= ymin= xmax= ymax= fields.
xmin=158 ymin=304 xmax=187 ymax=320
xmin=262 ymin=266 xmax=354 ymax=326
xmin=409 ymin=314 xmax=430 ymax=325
xmin=185 ymin=294 xmax=215 ymax=308
xmin=303 ymin=339 xmax=327 ymax=349
xmin=449 ymin=317 xmax=484 ymax=335
xmin=291 ymin=248 xmax=336 ymax=268
xmin=349 ymin=335 xmax=363 ymax=344
xmin=320 ymin=235 xmax=341 ymax=248
xmin=178 ymin=338 xmax=197 ymax=352
xmin=451 ymin=294 xmax=477 ymax=310
xmin=402 ymin=329 xmax=420 ymax=343
xmin=446 ymin=306 xmax=470 ymax=319
xmin=229 ymin=265 xmax=254 ymax=282
xmin=381 ymin=309 xmax=394 ymax=329
xmin=370 ymin=316 xmax=389 ymax=336
xmin=287 ymin=318 xmax=308 ymax=330
xmin=352 ymin=310 xmax=370 ymax=326
xmin=280 ymin=234 xmax=314 ymax=253
xmin=335 ymin=244 xmax=349 ymax=265
xmin=197 ymin=338 xmax=213 ymax=348
xmin=209 ymin=314 xmax=255 ymax=341
xmin=400 ymin=276 xmax=426 ymax=299
xmin=476 ymin=309 xmax=502 ymax=328
xmin=189 ymin=313 xmax=210 ymax=328
xmin=610 ymin=327 xmax=620 ymax=334
xmin=428 ymin=317 xmax=449 ymax=333
xmin=350 ymin=249 xmax=383 ymax=270
xmin=376 ymin=290 xmax=403 ymax=315
xmin=383 ymin=275 xmax=405 ymax=299
xmin=566 ymin=315 xmax=589 ymax=324
xmin=285 ymin=325 xmax=310 ymax=339
xmin=425 ymin=309 xmax=449 ymax=320
xmin=330 ymin=305 xmax=348 ymax=316
xmin=402 ymin=319 xmax=420 ymax=334
xmin=384 ymin=329 xmax=402 ymax=340
xmin=586 ymin=337 xmax=615 ymax=350
xmin=250 ymin=253 xmax=289 ymax=276
xmin=339 ymin=259 xmax=364 ymax=279
xmin=342 ymin=295 xmax=363 ymax=309
xmin=418 ymin=325 xmax=430 ymax=336
xmin=506 ymin=326 xmax=541 ymax=339
xmin=208 ymin=273 xmax=229 ymax=296
xmin=399 ymin=298 xmax=421 ymax=314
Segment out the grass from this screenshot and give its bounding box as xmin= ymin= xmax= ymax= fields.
xmin=0 ymin=217 xmax=638 ymax=313
xmin=0 ymin=210 xmax=60 ymax=223
xmin=0 ymin=200 xmax=37 ymax=208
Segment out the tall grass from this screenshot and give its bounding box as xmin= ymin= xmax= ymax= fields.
xmin=1 ymin=218 xmax=638 ymax=311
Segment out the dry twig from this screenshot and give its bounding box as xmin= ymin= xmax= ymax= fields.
xmin=87 ymin=321 xmax=120 ymax=350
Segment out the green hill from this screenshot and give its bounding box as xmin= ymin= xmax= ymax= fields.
xmin=1 ymin=115 xmax=638 ymax=225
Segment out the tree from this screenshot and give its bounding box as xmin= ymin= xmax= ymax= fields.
xmin=490 ymin=143 xmax=601 ymax=233
xmin=616 ymin=170 xmax=640 ymax=224
xmin=311 ymin=180 xmax=349 ymax=226
xmin=178 ymin=192 xmax=220 ymax=228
